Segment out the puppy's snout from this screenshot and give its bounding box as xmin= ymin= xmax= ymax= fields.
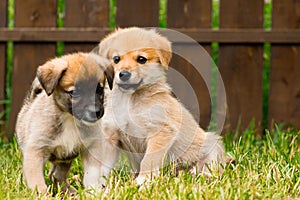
xmin=119 ymin=70 xmax=131 ymax=82
xmin=80 ymin=105 xmax=104 ymax=123
xmin=88 ymin=105 xmax=104 ymax=118
xmin=86 ymin=109 xmax=103 ymax=120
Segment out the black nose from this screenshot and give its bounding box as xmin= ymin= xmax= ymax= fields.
xmin=95 ymin=109 xmax=104 ymax=119
xmin=119 ymin=70 xmax=131 ymax=82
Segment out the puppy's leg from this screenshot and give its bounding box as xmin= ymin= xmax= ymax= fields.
xmin=136 ymin=131 xmax=175 ymax=185
xmin=23 ymin=147 xmax=47 ymax=193
xmin=49 ymin=161 xmax=76 ymax=194
xmin=126 ymin=153 xmax=143 ymax=177
xmin=82 ymin=142 xmax=119 ymax=190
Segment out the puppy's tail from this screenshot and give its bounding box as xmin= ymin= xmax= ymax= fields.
xmin=196 ymin=132 xmax=226 ymax=175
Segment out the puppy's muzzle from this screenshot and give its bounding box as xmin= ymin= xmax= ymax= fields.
xmin=73 ymin=105 xmax=104 ymax=123
xmin=117 ymin=70 xmax=143 ymax=90
xmin=84 ymin=105 xmax=104 ymax=123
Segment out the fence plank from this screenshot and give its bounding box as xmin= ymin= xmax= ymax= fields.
xmin=8 ymin=0 xmax=57 ymax=137
xmin=219 ymin=0 xmax=264 ymax=133
xmin=268 ymin=0 xmax=300 ymax=128
xmin=3 ymin=28 xmax=300 ymax=43
xmin=0 ymin=0 xmax=7 ymax=135
xmin=64 ymin=0 xmax=109 ymax=53
xmin=116 ymin=0 xmax=159 ymax=27
xmin=167 ymin=0 xmax=212 ymax=129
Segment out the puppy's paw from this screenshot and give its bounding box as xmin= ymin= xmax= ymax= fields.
xmin=136 ymin=175 xmax=154 ymax=191
xmin=84 ymin=178 xmax=106 ymax=196
xmin=30 ymin=184 xmax=48 ymax=195
xmin=61 ymin=184 xmax=77 ymax=196
xmin=135 ymin=175 xmax=147 ymax=185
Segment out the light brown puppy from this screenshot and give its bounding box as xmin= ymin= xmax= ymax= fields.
xmin=16 ymin=52 xmax=117 ymax=193
xmin=98 ymin=27 xmax=226 ymax=184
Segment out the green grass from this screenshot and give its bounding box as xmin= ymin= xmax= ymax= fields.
xmin=0 ymin=127 xmax=298 ymax=199
xmin=109 ymin=0 xmax=117 ymax=29
xmin=262 ymin=2 xmax=272 ymax=130
xmin=159 ymin=0 xmax=167 ymax=28
xmin=56 ymin=0 xmax=65 ymax=56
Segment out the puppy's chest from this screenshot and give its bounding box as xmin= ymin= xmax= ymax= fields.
xmin=111 ymin=102 xmax=150 ymax=137
xmin=110 ymin=96 xmax=168 ymax=139
xmin=51 ymin=120 xmax=83 ymax=160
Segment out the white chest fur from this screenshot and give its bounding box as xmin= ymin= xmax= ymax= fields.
xmin=51 ymin=116 xmax=83 ymax=159
xmin=104 ymin=88 xmax=170 ymax=142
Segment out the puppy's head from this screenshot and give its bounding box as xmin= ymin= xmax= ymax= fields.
xmin=98 ymin=27 xmax=172 ymax=93
xmin=37 ymin=53 xmax=114 ymax=123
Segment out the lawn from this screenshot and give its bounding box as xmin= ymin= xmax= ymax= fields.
xmin=0 ymin=127 xmax=299 ymax=199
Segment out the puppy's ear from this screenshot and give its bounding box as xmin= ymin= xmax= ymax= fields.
xmin=91 ymin=45 xmax=100 ymax=54
xmin=104 ymin=64 xmax=114 ymax=90
xmin=157 ymin=49 xmax=172 ymax=69
xmin=37 ymin=58 xmax=68 ymax=96
xmin=155 ymin=33 xmax=172 ymax=69
xmin=89 ymin=53 xmax=115 ymax=90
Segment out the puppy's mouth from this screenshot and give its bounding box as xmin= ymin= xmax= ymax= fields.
xmin=117 ymin=79 xmax=143 ymax=90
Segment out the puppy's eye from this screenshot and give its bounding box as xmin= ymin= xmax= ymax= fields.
xmin=113 ymin=56 xmax=120 ymax=64
xmin=137 ymin=56 xmax=147 ymax=64
xmin=67 ymin=90 xmax=80 ymax=98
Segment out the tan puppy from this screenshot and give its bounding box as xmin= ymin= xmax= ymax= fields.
xmin=16 ymin=52 xmax=117 ymax=193
xmin=98 ymin=27 xmax=226 ymax=184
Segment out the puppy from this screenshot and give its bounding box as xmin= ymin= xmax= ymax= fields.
xmin=98 ymin=27 xmax=226 ymax=184
xmin=16 ymin=52 xmax=117 ymax=194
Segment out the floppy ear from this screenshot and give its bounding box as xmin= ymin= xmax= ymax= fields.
xmin=89 ymin=53 xmax=115 ymax=90
xmin=155 ymin=33 xmax=172 ymax=69
xmin=157 ymin=49 xmax=172 ymax=69
xmin=91 ymin=45 xmax=100 ymax=54
xmin=37 ymin=58 xmax=68 ymax=96
xmin=104 ymin=64 xmax=115 ymax=90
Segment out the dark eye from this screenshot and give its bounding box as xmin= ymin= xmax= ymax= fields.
xmin=67 ymin=90 xmax=80 ymax=98
xmin=96 ymin=84 xmax=103 ymax=95
xmin=113 ymin=56 xmax=120 ymax=64
xmin=137 ymin=56 xmax=147 ymax=64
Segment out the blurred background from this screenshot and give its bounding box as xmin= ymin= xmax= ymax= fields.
xmin=0 ymin=0 xmax=299 ymax=140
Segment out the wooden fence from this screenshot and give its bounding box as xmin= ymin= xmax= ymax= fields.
xmin=1 ymin=0 xmax=300 ymax=139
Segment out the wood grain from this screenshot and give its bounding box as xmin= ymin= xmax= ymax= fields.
xmin=0 ymin=0 xmax=7 ymax=134
xmin=116 ymin=0 xmax=159 ymax=27
xmin=218 ymin=0 xmax=264 ymax=134
xmin=167 ymin=0 xmax=212 ymax=129
xmin=268 ymin=0 xmax=300 ymax=128
xmin=64 ymin=0 xmax=109 ymax=53
xmin=1 ymin=28 xmax=300 ymax=43
xmin=9 ymin=0 xmax=57 ymax=137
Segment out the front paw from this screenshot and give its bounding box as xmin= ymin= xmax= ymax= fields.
xmin=85 ymin=176 xmax=107 ymax=189
xmin=60 ymin=184 xmax=77 ymax=196
xmin=136 ymin=175 xmax=154 ymax=191
xmin=27 ymin=183 xmax=48 ymax=194
xmin=135 ymin=175 xmax=147 ymax=185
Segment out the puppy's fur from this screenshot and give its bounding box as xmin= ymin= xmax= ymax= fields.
xmin=98 ymin=27 xmax=226 ymax=184
xmin=16 ymin=53 xmax=117 ymax=193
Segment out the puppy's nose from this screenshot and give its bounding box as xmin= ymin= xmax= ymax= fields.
xmin=83 ymin=105 xmax=104 ymax=122
xmin=119 ymin=70 xmax=131 ymax=82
